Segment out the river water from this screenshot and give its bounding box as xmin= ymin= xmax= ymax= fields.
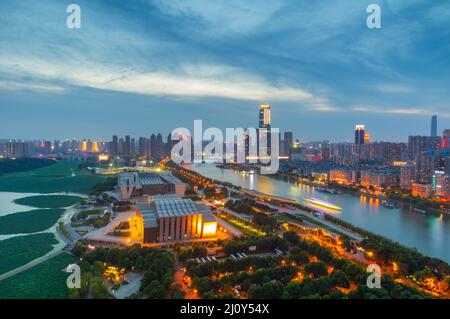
xmin=189 ymin=164 xmax=450 ymax=263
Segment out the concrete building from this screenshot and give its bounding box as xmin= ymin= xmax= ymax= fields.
xmin=136 ymin=194 xmax=217 ymax=244
xmin=400 ymin=166 xmax=416 ymax=191
xmin=329 ymin=169 xmax=356 ymax=185
xmin=118 ymin=171 xmax=186 ymax=200
xmin=411 ymin=183 xmax=433 ymax=198
xmin=415 ymin=152 xmax=437 ymax=184
xmin=433 ymin=170 xmax=450 ymax=200
xmin=354 ymin=125 xmax=365 ymax=145
xmin=360 ymin=170 xmax=398 ymax=189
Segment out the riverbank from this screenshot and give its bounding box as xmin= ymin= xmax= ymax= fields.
xmin=183 ymin=163 xmax=450 ymax=263
xmin=218 ymin=163 xmax=450 ymax=217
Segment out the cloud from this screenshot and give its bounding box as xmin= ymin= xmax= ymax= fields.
xmin=154 ymin=0 xmax=286 ymax=35
xmin=375 ymin=84 xmax=412 ymax=94
xmin=352 ymin=105 xmax=450 ymax=118
xmin=0 ymin=55 xmax=319 ymax=102
xmin=0 ymin=80 xmax=66 ymax=93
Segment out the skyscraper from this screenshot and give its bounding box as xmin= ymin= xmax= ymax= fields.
xmin=284 ymin=132 xmax=293 ymax=156
xmin=124 ymin=135 xmax=131 ymax=156
xmin=431 ymin=115 xmax=437 ymax=137
xmin=354 ymin=125 xmax=365 ymax=145
xmin=110 ymin=135 xmax=118 ymax=156
xmin=259 ymin=103 xmax=271 ymax=129
xmin=258 ymin=103 xmax=272 ymax=156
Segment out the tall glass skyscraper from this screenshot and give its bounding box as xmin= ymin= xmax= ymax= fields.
xmin=259 ymin=103 xmax=271 ymax=129
xmin=354 ymin=125 xmax=365 ymax=145
xmin=431 ymin=115 xmax=438 ymax=137
xmin=258 ymin=103 xmax=272 ymax=156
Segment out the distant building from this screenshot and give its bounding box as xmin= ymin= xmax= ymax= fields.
xmin=284 ymin=132 xmax=293 ymax=156
xmin=411 ymin=183 xmax=433 ymax=198
xmin=354 ymin=125 xmax=365 ymax=145
xmin=118 ymin=171 xmax=186 ymax=200
xmin=136 ymin=194 xmax=217 ymax=244
xmin=443 ymin=129 xmax=450 ymax=151
xmin=358 ymin=142 xmax=406 ymax=164
xmin=360 ymin=170 xmax=398 ymax=189
xmin=433 ymin=170 xmax=450 ymax=199
xmin=400 ymin=166 xmax=416 ymax=191
xmin=431 ymin=115 xmax=438 ymax=137
xmin=415 ymin=152 xmax=437 ymax=184
xmin=408 ymin=136 xmax=441 ymax=160
xmin=329 ymin=169 xmax=355 ymax=185
xmin=258 ymin=103 xmax=272 ymax=156
xmin=5 ymin=141 xmax=29 ymax=158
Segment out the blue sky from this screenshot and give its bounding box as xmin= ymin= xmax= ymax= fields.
xmin=0 ymin=0 xmax=449 ymax=142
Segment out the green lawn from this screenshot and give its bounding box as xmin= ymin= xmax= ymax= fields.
xmin=0 ymin=161 xmax=107 ymax=194
xmin=0 ymin=209 xmax=65 ymax=235
xmin=0 ymin=233 xmax=58 ymax=275
xmin=0 ymin=253 xmax=75 ymax=299
xmin=14 ymin=195 xmax=82 ymax=208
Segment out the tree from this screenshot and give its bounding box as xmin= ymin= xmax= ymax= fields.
xmin=92 ymin=261 xmax=105 ymax=277
xmin=283 ymin=231 xmax=300 ymax=245
xmin=144 ymin=280 xmax=166 ymax=299
xmin=248 ymin=282 xmax=283 ymax=299
xmin=305 ymin=262 xmax=328 ymax=279
xmin=329 ymin=270 xmax=350 ymax=289
xmin=91 ymin=277 xmax=111 ymax=299
xmin=170 ymin=284 xmax=185 ymax=299
xmin=290 ymin=247 xmax=309 ymax=265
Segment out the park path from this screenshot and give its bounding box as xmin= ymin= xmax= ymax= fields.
xmin=0 ymin=249 xmax=64 ymax=282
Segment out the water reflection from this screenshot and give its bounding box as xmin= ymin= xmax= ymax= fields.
xmin=190 ymin=164 xmax=450 ymax=263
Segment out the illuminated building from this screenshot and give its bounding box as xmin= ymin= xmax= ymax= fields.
xmin=408 ymin=136 xmax=441 ymax=160
xmin=258 ymin=103 xmax=272 ymax=157
xmin=354 ymin=125 xmax=365 ymax=145
xmin=259 ymin=103 xmax=271 ymax=129
xmin=136 ymin=194 xmax=217 ymax=244
xmin=81 ymin=140 xmax=88 ymax=152
xmin=118 ymin=171 xmax=187 ymax=200
xmin=433 ymin=171 xmax=450 ymax=199
xmin=411 ymin=182 xmax=433 ymax=198
xmin=98 ymin=154 xmax=109 ymax=161
xmin=364 ymin=133 xmax=371 ymax=144
xmin=415 ymin=151 xmax=437 ymax=184
xmin=360 ymin=170 xmax=398 ymax=188
xmin=400 ymin=166 xmax=415 ymax=191
xmin=443 ymin=129 xmax=450 ymax=151
xmin=91 ymin=141 xmax=99 ymax=153
xmin=329 ymin=169 xmax=355 ymax=185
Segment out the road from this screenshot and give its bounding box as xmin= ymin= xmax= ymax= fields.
xmin=0 ymin=249 xmax=64 ymax=282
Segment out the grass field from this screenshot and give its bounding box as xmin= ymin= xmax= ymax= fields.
xmin=0 ymin=253 xmax=75 ymax=299
xmin=0 ymin=161 xmax=107 ymax=194
xmin=13 ymin=195 xmax=82 ymax=208
xmin=0 ymin=233 xmax=58 ymax=275
xmin=0 ymin=209 xmax=65 ymax=235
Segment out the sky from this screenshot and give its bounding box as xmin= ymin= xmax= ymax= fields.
xmin=0 ymin=0 xmax=449 ymax=142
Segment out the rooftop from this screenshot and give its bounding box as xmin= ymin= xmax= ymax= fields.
xmin=137 ymin=195 xmax=213 ymax=227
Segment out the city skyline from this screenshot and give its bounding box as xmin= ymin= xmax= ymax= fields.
xmin=0 ymin=109 xmax=447 ymax=145
xmin=1 ymin=0 xmax=450 ymax=141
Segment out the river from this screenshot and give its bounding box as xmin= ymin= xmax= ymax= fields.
xmin=188 ymin=164 xmax=450 ymax=263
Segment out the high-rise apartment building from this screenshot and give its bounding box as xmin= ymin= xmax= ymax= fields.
xmin=354 ymin=125 xmax=365 ymax=145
